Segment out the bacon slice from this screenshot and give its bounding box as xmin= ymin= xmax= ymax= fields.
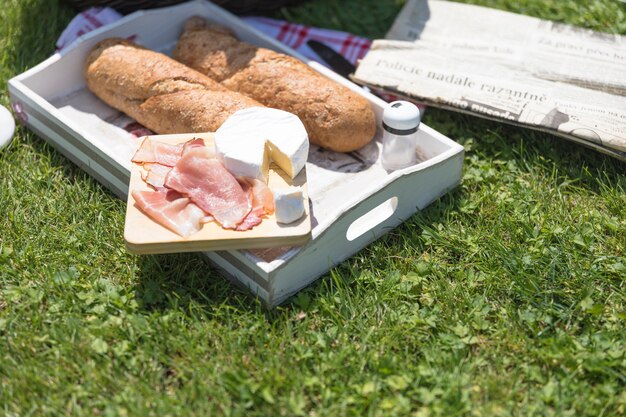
xmin=164 ymin=147 xmax=251 ymax=229
xmin=132 ymin=189 xmax=207 ymax=238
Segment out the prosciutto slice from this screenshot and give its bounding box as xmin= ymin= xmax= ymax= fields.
xmin=140 ymin=163 xmax=171 ymax=190
xmin=132 ymin=138 xmax=269 ymax=236
xmin=182 ymin=138 xmax=207 ymax=155
xmin=235 ymin=211 xmax=262 ymax=231
xmin=239 ymin=178 xmax=274 ymax=216
xmin=164 ymin=147 xmax=251 ymax=229
xmin=231 ymin=179 xmax=274 ymax=231
xmin=132 ymin=137 xmax=207 ymax=167
xmin=132 ymin=189 xmax=206 ymax=238
xmin=132 ymin=138 xmax=183 ymax=166
xmin=250 ymin=178 xmax=274 ymax=216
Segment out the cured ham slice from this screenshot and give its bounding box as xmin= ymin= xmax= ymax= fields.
xmin=250 ymin=178 xmax=274 ymax=215
xmin=239 ymin=178 xmax=274 ymax=216
xmin=132 ymin=189 xmax=206 ymax=238
xmin=232 ymin=179 xmax=273 ymax=231
xmin=132 ymin=138 xmax=270 ymax=237
xmin=140 ymin=163 xmax=171 ymax=190
xmin=236 ymin=211 xmax=262 ymax=231
xmin=132 ymin=137 xmax=207 ymax=167
xmin=182 ymin=138 xmax=207 ymax=155
xmin=200 ymin=215 xmax=214 ymax=224
xmin=132 ymin=138 xmax=183 ymax=166
xmin=164 ymin=147 xmax=251 ymax=229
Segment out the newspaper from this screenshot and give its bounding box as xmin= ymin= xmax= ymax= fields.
xmin=352 ymin=0 xmax=626 ymax=161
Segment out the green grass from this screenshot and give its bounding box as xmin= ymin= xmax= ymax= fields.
xmin=1 ymin=0 xmax=625 ymax=416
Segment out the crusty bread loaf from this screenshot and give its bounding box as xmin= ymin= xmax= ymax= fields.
xmin=173 ymin=18 xmax=377 ymax=152
xmin=84 ymin=38 xmax=261 ymax=134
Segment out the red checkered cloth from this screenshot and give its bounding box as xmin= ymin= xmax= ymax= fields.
xmin=56 ymin=7 xmax=123 ymax=51
xmin=241 ymin=16 xmax=371 ymax=67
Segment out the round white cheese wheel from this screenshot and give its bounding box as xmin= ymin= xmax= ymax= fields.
xmin=215 ymin=107 xmax=309 ymax=181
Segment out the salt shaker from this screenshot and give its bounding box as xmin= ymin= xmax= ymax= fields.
xmin=381 ymin=101 xmax=421 ymax=171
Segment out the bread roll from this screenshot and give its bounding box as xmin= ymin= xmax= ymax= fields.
xmin=173 ymin=18 xmax=377 ymax=152
xmin=84 ymin=38 xmax=261 ymax=134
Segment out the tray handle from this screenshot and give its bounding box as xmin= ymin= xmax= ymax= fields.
xmin=345 ymin=196 xmax=399 ymax=241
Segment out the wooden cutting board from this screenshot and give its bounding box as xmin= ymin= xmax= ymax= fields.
xmin=124 ymin=133 xmax=311 ymax=254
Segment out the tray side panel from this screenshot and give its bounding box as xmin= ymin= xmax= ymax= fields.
xmin=267 ymin=149 xmax=464 ymax=306
xmin=8 ymin=87 xmax=130 ymax=198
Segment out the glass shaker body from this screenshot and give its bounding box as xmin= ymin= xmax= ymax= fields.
xmin=380 ymin=101 xmax=421 ymax=171
xmin=381 ymin=130 xmax=418 ymax=170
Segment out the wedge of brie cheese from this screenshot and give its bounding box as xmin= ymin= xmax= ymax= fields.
xmin=274 ymin=186 xmax=306 ymax=224
xmin=215 ymin=107 xmax=309 ymax=181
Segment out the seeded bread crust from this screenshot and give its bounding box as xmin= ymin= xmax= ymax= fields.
xmin=84 ymin=38 xmax=261 ymax=134
xmin=173 ymin=17 xmax=377 ymax=152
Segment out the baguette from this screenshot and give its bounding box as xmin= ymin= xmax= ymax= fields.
xmin=84 ymin=38 xmax=261 ymax=134
xmin=173 ymin=18 xmax=377 ymax=152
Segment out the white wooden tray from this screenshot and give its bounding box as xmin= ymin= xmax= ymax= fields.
xmin=8 ymin=0 xmax=464 ymax=306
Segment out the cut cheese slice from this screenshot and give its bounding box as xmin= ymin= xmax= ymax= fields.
xmin=215 ymin=107 xmax=309 ymax=181
xmin=274 ymin=186 xmax=305 ymax=224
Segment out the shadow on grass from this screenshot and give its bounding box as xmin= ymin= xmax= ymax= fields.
xmin=128 ymin=186 xmax=467 ymax=320
xmin=131 ymin=251 xmax=271 ymax=315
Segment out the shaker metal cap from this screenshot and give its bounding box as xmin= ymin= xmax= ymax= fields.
xmin=382 ymin=101 xmax=421 ymax=133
